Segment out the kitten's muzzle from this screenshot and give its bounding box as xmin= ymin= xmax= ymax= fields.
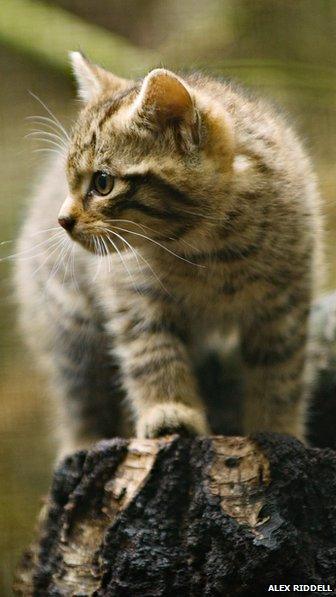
xmin=58 ymin=215 xmax=76 ymax=232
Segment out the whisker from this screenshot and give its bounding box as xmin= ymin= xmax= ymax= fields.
xmin=105 ymin=226 xmax=206 ymax=268
xmin=92 ymin=235 xmax=103 ymax=280
xmin=61 ymin=242 xmax=74 ymax=287
xmin=101 ymin=235 xmax=114 ymax=275
xmin=99 ymin=235 xmax=109 ymax=257
xmin=44 ymin=237 xmax=71 ymax=287
xmin=107 ymin=229 xmax=141 ymax=270
xmin=103 ymin=228 xmax=169 ymax=295
xmin=27 ymin=135 xmax=67 ymax=151
xmin=178 ymin=208 xmax=220 ymax=221
xmin=26 ymin=130 xmax=68 ymax=149
xmin=0 ymin=227 xmax=62 ymax=255
xmin=26 ymin=116 xmax=69 ymax=144
xmin=25 ymin=133 xmax=68 ymax=152
xmin=32 ymin=147 xmax=66 ymax=165
xmin=95 ymin=235 xmax=104 ymax=257
xmin=70 ymin=244 xmax=79 ymax=294
xmin=104 ymin=233 xmax=139 ymax=293
xmin=179 ymin=237 xmax=201 ymax=252
xmin=0 ymin=230 xmax=64 ymax=262
xmin=31 ymin=237 xmax=67 ymax=277
xmin=32 ymin=148 xmax=66 ymax=158
xmin=99 ymin=236 xmax=112 ymax=274
xmin=109 ymin=217 xmax=215 ymax=246
xmin=106 ymin=239 xmax=113 ymax=274
xmin=108 ymin=218 xmax=160 ymax=235
xmin=28 ymin=226 xmax=61 ymax=237
xmin=28 ymin=92 xmax=70 ymax=141
xmin=98 ymin=236 xmax=107 ymax=273
xmin=13 ymin=237 xmax=67 ymax=263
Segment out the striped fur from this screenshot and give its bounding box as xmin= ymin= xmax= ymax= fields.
xmin=15 ymin=54 xmax=323 ymax=454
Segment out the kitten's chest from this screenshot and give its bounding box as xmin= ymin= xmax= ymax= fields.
xmin=165 ymin=262 xmax=251 ymax=320
xmin=91 ymin=251 xmax=259 ymax=326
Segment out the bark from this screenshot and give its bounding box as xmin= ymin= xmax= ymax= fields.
xmin=13 ymin=292 xmax=336 ymax=596
xmin=13 ymin=435 xmax=336 ymax=596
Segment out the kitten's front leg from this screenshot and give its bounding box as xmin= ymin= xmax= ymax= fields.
xmin=111 ymin=310 xmax=209 ymax=438
xmin=240 ymin=288 xmax=311 ymax=442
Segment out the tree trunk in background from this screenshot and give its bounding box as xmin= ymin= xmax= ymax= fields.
xmin=13 ymin=293 xmax=336 ymax=595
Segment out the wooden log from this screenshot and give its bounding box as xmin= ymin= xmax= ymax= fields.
xmin=13 ymin=292 xmax=336 ymax=595
xmin=13 ymin=435 xmax=336 ymax=595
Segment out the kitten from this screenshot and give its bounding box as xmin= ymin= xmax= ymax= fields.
xmin=15 ymin=52 xmax=323 ymax=455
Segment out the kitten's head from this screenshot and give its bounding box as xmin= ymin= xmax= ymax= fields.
xmin=59 ymin=52 xmax=235 ymax=255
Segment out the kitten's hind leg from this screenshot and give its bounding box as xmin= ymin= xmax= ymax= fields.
xmin=24 ymin=286 xmax=127 ymax=459
xmin=51 ymin=309 xmax=127 ymax=458
xmin=240 ymin=286 xmax=310 ymax=442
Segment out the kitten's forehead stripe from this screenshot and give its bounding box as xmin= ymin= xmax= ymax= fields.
xmin=68 ymin=85 xmax=142 ymax=180
xmin=97 ymin=86 xmax=139 ymax=132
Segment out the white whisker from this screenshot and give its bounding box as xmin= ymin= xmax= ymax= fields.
xmin=61 ymin=242 xmax=74 ymax=287
xmin=13 ymin=237 xmax=66 ymax=263
xmin=32 ymin=148 xmax=66 ymax=158
xmin=103 ymin=228 xmax=169 ymax=295
xmin=28 ymin=137 xmax=67 ymax=153
xmin=45 ymin=237 xmax=71 ymax=287
xmin=26 ymin=136 xmax=67 ymax=154
xmin=70 ymin=244 xmax=79 ymax=294
xmin=26 ymin=130 xmax=68 ymax=150
xmin=28 ymin=92 xmax=70 ymax=141
xmin=0 ymin=230 xmax=64 ymax=262
xmin=179 ymin=208 xmax=220 ymax=221
xmin=107 ymin=229 xmax=141 ymax=270
xmin=92 ymin=236 xmax=103 ymax=281
xmin=26 ymin=116 xmax=69 ymax=144
xmin=31 ymin=237 xmax=67 ymax=277
xmin=28 ymin=226 xmax=61 ymax=237
xmin=96 ymin=236 xmax=104 ymax=260
xmin=99 ymin=236 xmax=112 ymax=274
xmin=104 ymin=233 xmax=139 ymax=293
xmin=108 ymin=218 xmax=159 ymax=235
xmin=106 ymin=226 xmax=206 ymax=268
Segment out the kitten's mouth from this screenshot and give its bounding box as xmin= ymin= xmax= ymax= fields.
xmin=60 ymin=227 xmax=94 ymax=253
xmin=71 ymin=232 xmax=97 ymax=254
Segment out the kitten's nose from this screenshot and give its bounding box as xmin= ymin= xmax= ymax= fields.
xmin=58 ymin=215 xmax=76 ymax=232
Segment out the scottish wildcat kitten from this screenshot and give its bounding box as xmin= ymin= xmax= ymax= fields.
xmin=15 ymin=52 xmax=322 ymax=455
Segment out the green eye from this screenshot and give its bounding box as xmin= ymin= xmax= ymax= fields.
xmin=92 ymin=171 xmax=114 ymax=196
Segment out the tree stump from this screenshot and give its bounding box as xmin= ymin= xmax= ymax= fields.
xmin=13 ymin=293 xmax=336 ymax=596
xmin=13 ymin=435 xmax=336 ymax=596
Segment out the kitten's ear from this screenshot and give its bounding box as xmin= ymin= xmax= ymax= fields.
xmin=134 ymin=68 xmax=197 ymax=130
xmin=70 ymin=51 xmax=129 ymax=102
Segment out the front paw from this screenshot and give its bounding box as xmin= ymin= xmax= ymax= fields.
xmin=136 ymin=403 xmax=209 ymax=439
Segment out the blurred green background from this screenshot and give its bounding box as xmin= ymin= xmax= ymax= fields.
xmin=0 ymin=1 xmax=335 ymax=594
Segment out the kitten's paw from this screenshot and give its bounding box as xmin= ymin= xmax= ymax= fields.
xmin=136 ymin=403 xmax=209 ymax=439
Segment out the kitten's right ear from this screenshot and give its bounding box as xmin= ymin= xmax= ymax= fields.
xmin=69 ymin=51 xmax=129 ymax=102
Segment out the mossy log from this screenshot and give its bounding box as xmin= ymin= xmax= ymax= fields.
xmin=14 ymin=292 xmax=336 ymax=596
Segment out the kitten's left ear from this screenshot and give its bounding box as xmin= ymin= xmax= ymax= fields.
xmin=70 ymin=51 xmax=129 ymax=102
xmin=133 ymin=68 xmax=199 ymax=142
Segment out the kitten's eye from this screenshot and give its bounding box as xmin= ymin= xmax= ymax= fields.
xmin=92 ymin=171 xmax=114 ymax=196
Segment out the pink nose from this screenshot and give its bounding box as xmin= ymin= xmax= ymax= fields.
xmin=58 ymin=216 xmax=76 ymax=232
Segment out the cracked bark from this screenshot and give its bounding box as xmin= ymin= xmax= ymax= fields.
xmin=13 ymin=293 xmax=336 ymax=596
